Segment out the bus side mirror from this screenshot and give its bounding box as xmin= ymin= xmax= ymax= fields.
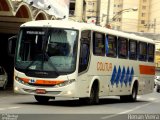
xmin=8 ymin=35 xmax=17 ymax=57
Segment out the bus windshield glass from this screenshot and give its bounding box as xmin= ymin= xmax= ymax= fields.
xmin=15 ymin=27 xmax=78 ymax=76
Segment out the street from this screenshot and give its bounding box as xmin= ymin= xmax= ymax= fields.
xmin=0 ymin=88 xmax=160 ymax=120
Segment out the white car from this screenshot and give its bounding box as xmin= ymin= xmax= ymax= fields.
xmin=155 ymin=76 xmax=160 ymax=93
xmin=0 ymin=66 xmax=8 ymax=90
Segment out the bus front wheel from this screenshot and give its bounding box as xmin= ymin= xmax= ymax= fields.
xmin=34 ymin=95 xmax=50 ymax=103
xmin=80 ymin=83 xmax=99 ymax=105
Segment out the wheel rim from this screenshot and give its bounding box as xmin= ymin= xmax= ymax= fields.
xmin=132 ymin=87 xmax=137 ymax=100
xmin=90 ymin=87 xmax=94 ymax=103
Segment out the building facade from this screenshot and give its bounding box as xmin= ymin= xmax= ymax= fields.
xmin=71 ymin=0 xmax=160 ymax=68
xmin=72 ymin=0 xmax=114 ymax=25
xmin=149 ymin=0 xmax=160 ymax=34
xmin=72 ymin=0 xmax=159 ymax=33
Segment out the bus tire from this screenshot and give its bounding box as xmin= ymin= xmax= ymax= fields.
xmin=120 ymin=83 xmax=138 ymax=102
xmin=34 ymin=95 xmax=50 ymax=103
xmin=89 ymin=84 xmax=99 ymax=104
xmin=156 ymin=88 xmax=160 ymax=93
xmin=128 ymin=84 xmax=138 ymax=102
xmin=79 ymin=82 xmax=99 ymax=105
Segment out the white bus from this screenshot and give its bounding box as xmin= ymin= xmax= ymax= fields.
xmin=13 ymin=20 xmax=155 ymax=104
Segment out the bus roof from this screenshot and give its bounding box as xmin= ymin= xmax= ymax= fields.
xmin=21 ymin=20 xmax=154 ymax=44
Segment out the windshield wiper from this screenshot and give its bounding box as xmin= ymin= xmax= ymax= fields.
xmin=25 ymin=28 xmax=60 ymax=76
xmin=24 ymin=53 xmax=59 ymax=76
xmin=41 ymin=28 xmax=59 ymax=76
xmin=41 ymin=53 xmax=59 ymax=76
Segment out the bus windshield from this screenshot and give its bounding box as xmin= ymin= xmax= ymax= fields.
xmin=15 ymin=27 xmax=78 ymax=77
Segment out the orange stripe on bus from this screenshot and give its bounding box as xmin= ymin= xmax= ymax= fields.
xmin=20 ymin=78 xmax=64 ymax=85
xmin=139 ymin=65 xmax=155 ymax=75
xmin=36 ymin=80 xmax=64 ymax=85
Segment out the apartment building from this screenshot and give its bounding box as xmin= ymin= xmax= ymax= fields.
xmin=71 ymin=0 xmax=114 ymax=24
xmin=71 ymin=0 xmax=160 ymax=67
xmin=72 ymin=0 xmax=156 ymax=33
xmin=149 ymin=0 xmax=160 ymax=33
xmin=138 ymin=0 xmax=151 ymax=32
xmin=111 ymin=0 xmax=151 ymax=32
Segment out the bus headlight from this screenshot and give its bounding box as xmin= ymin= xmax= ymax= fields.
xmin=55 ymin=79 xmax=75 ymax=87
xmin=15 ymin=76 xmax=29 ymax=85
xmin=14 ymin=86 xmax=19 ymax=91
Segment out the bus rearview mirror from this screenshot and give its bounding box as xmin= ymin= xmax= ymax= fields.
xmin=8 ymin=35 xmax=17 ymax=57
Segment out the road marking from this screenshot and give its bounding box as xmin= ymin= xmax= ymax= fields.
xmin=101 ymin=99 xmax=159 ymax=120
xmin=0 ymin=106 xmax=21 ymax=111
xmin=148 ymin=97 xmax=157 ymax=101
xmin=137 ymin=96 xmax=157 ymax=101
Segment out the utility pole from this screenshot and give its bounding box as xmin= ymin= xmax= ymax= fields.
xmin=154 ymin=18 xmax=156 ymax=33
xmin=96 ymin=0 xmax=101 ymax=25
xmin=106 ymin=0 xmax=110 ymax=25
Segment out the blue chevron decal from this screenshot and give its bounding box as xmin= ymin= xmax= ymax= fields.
xmin=110 ymin=66 xmax=134 ymax=87
xmin=120 ymin=66 xmax=125 ymax=87
xmin=124 ymin=67 xmax=130 ymax=86
xmin=129 ymin=67 xmax=134 ymax=86
xmin=110 ymin=65 xmax=117 ymax=86
xmin=115 ymin=66 xmax=121 ymax=87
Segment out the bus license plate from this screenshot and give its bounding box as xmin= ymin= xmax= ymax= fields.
xmin=36 ymin=89 xmax=46 ymax=94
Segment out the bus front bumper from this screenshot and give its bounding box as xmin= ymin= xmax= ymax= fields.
xmin=14 ymin=81 xmax=76 ymax=98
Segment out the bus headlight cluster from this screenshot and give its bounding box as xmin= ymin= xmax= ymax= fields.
xmin=15 ymin=76 xmax=29 ymax=85
xmin=55 ymin=79 xmax=75 ymax=87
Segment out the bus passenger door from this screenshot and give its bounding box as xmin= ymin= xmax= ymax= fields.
xmin=77 ymin=30 xmax=91 ymax=97
xmin=78 ymin=30 xmax=91 ymax=73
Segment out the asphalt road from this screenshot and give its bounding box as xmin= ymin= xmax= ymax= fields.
xmin=0 ymin=88 xmax=160 ymax=120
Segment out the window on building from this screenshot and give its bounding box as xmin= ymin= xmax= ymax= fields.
xmin=142 ymin=13 xmax=145 ymax=17
xmin=138 ymin=42 xmax=147 ymax=61
xmin=148 ymin=44 xmax=155 ymax=62
xmin=93 ymin=32 xmax=105 ymax=56
xmin=106 ymin=35 xmax=117 ymax=57
xmin=141 ymin=20 xmax=145 ymax=24
xmin=142 ymin=6 xmax=146 ymax=10
xmin=129 ymin=40 xmax=137 ymax=60
xmin=117 ymin=4 xmax=122 ymax=7
xmin=69 ymin=2 xmax=75 ymax=16
xmin=143 ymin=0 xmax=147 ymax=2
xmin=118 ymin=37 xmax=128 ymax=59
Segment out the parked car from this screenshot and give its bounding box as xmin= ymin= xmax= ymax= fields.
xmin=0 ymin=66 xmax=8 ymax=90
xmin=155 ymin=76 xmax=160 ymax=93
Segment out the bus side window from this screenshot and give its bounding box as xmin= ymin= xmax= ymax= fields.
xmin=148 ymin=44 xmax=155 ymax=62
xmin=93 ymin=32 xmax=105 ymax=56
xmin=106 ymin=35 xmax=117 ymax=57
xmin=129 ymin=40 xmax=137 ymax=60
xmin=138 ymin=42 xmax=147 ymax=61
xmin=78 ymin=30 xmax=91 ymax=73
xmin=118 ymin=37 xmax=128 ymax=59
